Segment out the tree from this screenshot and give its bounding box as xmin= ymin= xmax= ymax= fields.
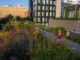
xmin=64 ymin=7 xmax=70 ymax=18
xmin=6 ymin=14 xmax=14 ymax=20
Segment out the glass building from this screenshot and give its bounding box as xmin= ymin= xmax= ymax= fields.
xmin=61 ymin=0 xmax=67 ymax=17
xmin=30 ymin=0 xmax=56 ymax=25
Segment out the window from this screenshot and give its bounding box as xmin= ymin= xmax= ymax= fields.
xmin=42 ymin=12 xmax=44 ymax=16
xmin=33 ymin=18 xmax=36 ymax=22
xmin=34 ymin=0 xmax=37 ymax=5
xmin=50 ymin=0 xmax=53 ymax=4
xmin=53 ymin=12 xmax=55 ymax=16
xmin=38 ymin=12 xmax=40 ymax=16
xmin=38 ymin=18 xmax=40 ymax=22
xmin=50 ymin=12 xmax=52 ymax=16
xmin=50 ymin=7 xmax=52 ymax=10
xmin=42 ymin=18 xmax=45 ymax=22
xmin=45 ymin=19 xmax=47 ymax=22
xmin=33 ymin=1 xmax=35 ymax=5
xmin=38 ymin=0 xmax=40 ymax=3
xmin=34 ymin=12 xmax=37 ymax=16
xmin=42 ymin=0 xmax=45 ymax=4
xmin=46 ymin=0 xmax=49 ymax=4
xmin=33 ymin=6 xmax=37 ymax=11
xmin=42 ymin=6 xmax=45 ymax=10
xmin=46 ymin=6 xmax=48 ymax=10
xmin=46 ymin=12 xmax=48 ymax=16
xmin=38 ymin=6 xmax=40 ymax=10
xmin=53 ymin=7 xmax=55 ymax=11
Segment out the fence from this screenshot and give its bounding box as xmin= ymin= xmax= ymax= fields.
xmin=49 ymin=20 xmax=80 ymax=32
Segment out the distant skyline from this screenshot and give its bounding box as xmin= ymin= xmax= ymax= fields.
xmin=0 ymin=0 xmax=29 ymax=8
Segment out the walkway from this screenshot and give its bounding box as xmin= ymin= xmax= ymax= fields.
xmin=40 ymin=30 xmax=80 ymax=54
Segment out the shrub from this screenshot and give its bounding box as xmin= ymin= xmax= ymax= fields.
xmin=0 ymin=29 xmax=32 ymax=60
xmin=3 ymin=23 xmax=13 ymax=31
xmin=21 ymin=21 xmax=32 ymax=28
xmin=10 ymin=19 xmax=20 ymax=29
xmin=69 ymin=32 xmax=80 ymax=44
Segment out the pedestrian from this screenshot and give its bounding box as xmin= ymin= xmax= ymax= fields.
xmin=58 ymin=29 xmax=62 ymax=42
xmin=66 ymin=30 xmax=70 ymax=40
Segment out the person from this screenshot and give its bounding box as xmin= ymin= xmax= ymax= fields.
xmin=66 ymin=30 xmax=70 ymax=39
xmin=58 ymin=29 xmax=62 ymax=42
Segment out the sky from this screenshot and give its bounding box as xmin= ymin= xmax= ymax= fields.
xmin=0 ymin=0 xmax=79 ymax=8
xmin=0 ymin=0 xmax=29 ymax=8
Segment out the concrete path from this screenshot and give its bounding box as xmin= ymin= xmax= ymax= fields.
xmin=40 ymin=29 xmax=80 ymax=54
xmin=67 ymin=40 xmax=80 ymax=54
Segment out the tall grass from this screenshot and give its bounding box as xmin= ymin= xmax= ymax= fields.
xmin=31 ymin=32 xmax=74 ymax=60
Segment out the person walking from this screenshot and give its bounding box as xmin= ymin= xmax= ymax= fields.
xmin=66 ymin=30 xmax=70 ymax=40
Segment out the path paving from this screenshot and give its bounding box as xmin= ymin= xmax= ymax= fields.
xmin=40 ymin=29 xmax=80 ymax=54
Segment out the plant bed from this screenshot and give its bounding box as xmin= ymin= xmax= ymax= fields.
xmin=0 ymin=20 xmax=80 ymax=60
xmin=67 ymin=32 xmax=80 ymax=44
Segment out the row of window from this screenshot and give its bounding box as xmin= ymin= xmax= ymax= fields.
xmin=33 ymin=0 xmax=55 ymax=5
xmin=33 ymin=17 xmax=48 ymax=22
xmin=33 ymin=6 xmax=55 ymax=11
xmin=34 ymin=12 xmax=55 ymax=16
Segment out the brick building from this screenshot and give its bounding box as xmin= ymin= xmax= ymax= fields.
xmin=0 ymin=5 xmax=29 ymax=18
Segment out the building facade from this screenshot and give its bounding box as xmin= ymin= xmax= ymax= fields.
xmin=0 ymin=5 xmax=29 ymax=18
xmin=62 ymin=0 xmax=80 ymax=19
xmin=64 ymin=0 xmax=80 ymax=4
xmin=30 ymin=0 xmax=62 ymax=25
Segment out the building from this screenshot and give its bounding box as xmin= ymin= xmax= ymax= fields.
xmin=64 ymin=0 xmax=80 ymax=4
xmin=30 ymin=0 xmax=62 ymax=25
xmin=0 ymin=5 xmax=29 ymax=18
xmin=62 ymin=0 xmax=80 ymax=19
xmin=67 ymin=4 xmax=80 ymax=19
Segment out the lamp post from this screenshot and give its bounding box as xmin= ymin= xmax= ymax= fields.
xmin=74 ymin=4 xmax=78 ymax=32
xmin=75 ymin=4 xmax=78 ymax=19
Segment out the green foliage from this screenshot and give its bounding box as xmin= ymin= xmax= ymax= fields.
xmin=19 ymin=21 xmax=35 ymax=28
xmin=43 ymin=27 xmax=66 ymax=37
xmin=69 ymin=33 xmax=80 ymax=44
xmin=53 ymin=17 xmax=79 ymax=20
xmin=10 ymin=19 xmax=20 ymax=28
xmin=31 ymin=32 xmax=80 ymax=60
xmin=0 ymin=15 xmax=13 ymax=25
xmin=3 ymin=19 xmax=20 ymax=31
xmin=22 ymin=21 xmax=32 ymax=28
xmin=23 ymin=17 xmax=32 ymax=21
xmin=1 ymin=20 xmax=80 ymax=60
xmin=3 ymin=19 xmax=36 ymax=31
xmin=6 ymin=14 xmax=14 ymax=19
